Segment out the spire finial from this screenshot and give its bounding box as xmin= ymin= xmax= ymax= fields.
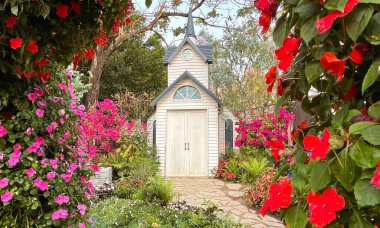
xmin=186 ymin=8 xmax=196 ymax=38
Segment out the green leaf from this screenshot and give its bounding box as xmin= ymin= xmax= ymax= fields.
xmin=343 ymin=109 xmax=361 ymax=127
xmin=324 ymin=0 xmax=349 ymax=12
xmin=364 ymin=12 xmax=380 ymax=45
xmin=145 ymin=0 xmax=152 ymax=8
xmin=350 ymin=141 xmax=380 ymax=168
xmin=349 ymin=122 xmax=377 ymax=135
xmin=360 ymin=0 xmax=380 ymax=2
xmin=41 ymin=4 xmax=50 ymax=19
xmin=310 ymin=161 xmax=331 ymax=192
xmin=368 ymin=100 xmax=380 ymax=120
xmin=349 ymin=210 xmax=373 ymax=228
xmin=354 ymin=179 xmax=380 ymax=207
xmin=11 ymin=5 xmax=18 ymax=16
xmin=331 ymin=105 xmax=349 ymax=129
xmin=346 ymin=5 xmax=374 ymax=42
xmin=361 ymin=125 xmax=380 ymax=145
xmin=273 ymin=14 xmax=288 ymax=47
xmin=330 ymin=149 xmax=355 ymax=191
xmin=305 ymin=62 xmax=324 ymax=83
xmin=301 ymin=16 xmax=318 ymax=44
xmin=285 ymin=205 xmax=308 ymax=228
xmin=362 ymin=58 xmax=380 ymax=94
xmin=291 ymin=176 xmax=309 ymax=194
xmin=294 ymin=0 xmax=320 ymax=21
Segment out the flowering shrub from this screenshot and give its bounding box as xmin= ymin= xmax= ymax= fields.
xmin=215 ymin=158 xmax=241 ymax=182
xmin=234 ymin=108 xmax=294 ymax=148
xmin=254 ymin=0 xmax=380 ymax=227
xmin=244 ymin=168 xmax=277 ymax=207
xmin=0 ymin=67 xmax=95 ymax=226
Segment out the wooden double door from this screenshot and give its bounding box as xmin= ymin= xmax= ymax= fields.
xmin=166 ymin=110 xmax=208 ymax=176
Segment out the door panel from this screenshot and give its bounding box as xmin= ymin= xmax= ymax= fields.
xmin=167 ymin=111 xmax=186 ymax=176
xmin=188 ymin=111 xmax=207 ymax=176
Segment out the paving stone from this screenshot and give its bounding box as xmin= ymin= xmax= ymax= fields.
xmin=228 ymin=190 xmax=245 ymax=198
xmin=226 ymin=183 xmax=242 ymax=191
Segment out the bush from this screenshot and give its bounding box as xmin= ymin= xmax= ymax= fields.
xmin=244 ymin=168 xmax=277 ymax=208
xmin=134 ymin=176 xmax=177 ymax=206
xmin=240 ymin=157 xmax=269 ymax=184
xmin=89 ymin=197 xmax=243 ymax=228
xmin=113 ymin=177 xmax=142 ymax=199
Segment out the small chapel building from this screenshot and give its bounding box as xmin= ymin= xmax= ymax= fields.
xmin=148 ymin=11 xmax=238 ymax=176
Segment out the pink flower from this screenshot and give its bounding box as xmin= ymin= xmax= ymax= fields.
xmin=46 ymin=125 xmax=53 ymax=133
xmin=51 ymin=209 xmax=68 ymax=220
xmin=78 ymin=223 xmax=86 ymax=228
xmin=0 ymin=125 xmax=7 ymax=138
xmin=1 ymin=191 xmax=13 ymax=203
xmin=34 ymin=87 xmax=44 ymax=96
xmin=58 ymin=109 xmax=65 ymax=116
xmin=0 ymin=153 xmax=3 ymax=160
xmin=84 ymin=192 xmax=91 ymax=199
xmin=91 ymin=165 xmax=100 ymax=172
xmin=53 ymin=97 xmax=60 ymax=103
xmin=27 ymin=93 xmax=38 ymax=103
xmin=55 ymin=194 xmax=70 ymax=205
xmin=26 ymin=127 xmax=32 ymax=135
xmin=34 ymin=178 xmax=48 ymax=191
xmin=8 ymin=157 xmax=19 ymax=167
xmin=50 ymin=158 xmax=59 ymax=169
xmin=61 ymin=173 xmax=72 ymax=183
xmin=40 ymin=159 xmax=48 ymax=166
xmin=77 ymin=203 xmax=87 ymax=215
xmin=47 ymin=171 xmax=56 ymax=180
xmin=0 ymin=178 xmax=9 ymax=188
xmin=38 ymin=99 xmax=46 ymax=107
xmin=58 ymin=83 xmax=67 ymax=90
xmin=26 ymin=168 xmax=36 ymax=177
xmin=36 ymin=109 xmax=45 ymax=118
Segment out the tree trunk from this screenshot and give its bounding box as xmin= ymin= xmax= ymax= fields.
xmin=85 ymin=47 xmax=106 ymax=108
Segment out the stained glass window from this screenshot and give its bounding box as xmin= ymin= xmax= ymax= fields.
xmin=173 ymin=86 xmax=201 ymax=100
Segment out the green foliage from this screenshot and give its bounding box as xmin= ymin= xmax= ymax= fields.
xmin=240 ymin=158 xmax=269 ymax=184
xmin=89 ymin=197 xmax=242 ymax=228
xmin=134 ymin=176 xmax=177 ymax=206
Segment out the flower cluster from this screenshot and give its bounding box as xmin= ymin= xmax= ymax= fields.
xmin=235 ymin=108 xmax=294 ymax=148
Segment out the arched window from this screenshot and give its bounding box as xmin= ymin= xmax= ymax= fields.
xmin=225 ymin=119 xmax=233 ymax=151
xmin=173 ymin=85 xmax=201 ymax=100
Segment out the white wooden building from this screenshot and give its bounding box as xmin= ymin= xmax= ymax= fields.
xmin=148 ymin=11 xmax=237 ymax=176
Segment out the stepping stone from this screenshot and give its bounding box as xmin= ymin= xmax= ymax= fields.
xmin=228 ymin=190 xmax=244 ymax=198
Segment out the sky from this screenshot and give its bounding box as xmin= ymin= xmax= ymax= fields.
xmin=134 ymin=0 xmax=250 ymax=47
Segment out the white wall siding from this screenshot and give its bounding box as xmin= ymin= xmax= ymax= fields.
xmin=155 ymin=77 xmax=219 ymax=176
xmin=167 ymin=43 xmax=209 ymax=87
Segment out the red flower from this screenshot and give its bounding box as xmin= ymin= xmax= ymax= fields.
xmin=56 ymin=3 xmax=69 ymax=19
xmin=361 ymin=107 xmax=368 ymax=116
xmin=112 ymin=19 xmax=121 ymax=33
xmin=340 ymin=83 xmax=357 ymax=101
xmin=316 ymin=0 xmax=359 ymax=34
xmin=292 ymin=120 xmax=308 ymax=141
xmin=371 ymin=162 xmax=380 ymax=189
xmin=276 ymin=77 xmax=284 ymax=96
xmin=303 ymin=128 xmax=330 ymax=160
xmin=35 ymin=58 xmax=50 ymax=68
xmin=27 ymin=40 xmax=38 ymax=54
xmin=269 ymin=140 xmax=285 ymax=161
xmin=23 ymin=70 xmax=34 ymax=79
xmin=10 ymin=37 xmax=22 ymax=50
xmin=227 ymin=172 xmax=237 ymax=180
xmin=307 ymin=188 xmax=345 ymax=227
xmin=70 ymin=1 xmax=81 ymax=14
xmin=320 ymin=52 xmax=346 ymax=82
xmin=94 ymin=31 xmax=108 ymax=47
xmin=260 ymin=178 xmax=292 ymax=216
xmin=35 ymin=71 xmax=51 ymax=82
xmin=265 ymin=66 xmax=278 ymax=92
xmin=5 ymin=16 xmax=17 ymax=28
xmin=275 ymin=37 xmax=302 ymax=72
xmin=73 ymin=53 xmax=81 ymax=70
xmin=84 ymin=48 xmax=95 ymax=60
xmin=350 ymin=43 xmax=369 ymax=65
xmin=254 ymin=0 xmax=279 ymax=34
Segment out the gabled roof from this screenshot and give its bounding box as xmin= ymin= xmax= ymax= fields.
xmin=150 ymin=71 xmax=222 ymax=107
xmin=164 ymin=37 xmax=213 ymax=64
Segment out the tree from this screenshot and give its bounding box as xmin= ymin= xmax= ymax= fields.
xmin=199 ymin=26 xmax=276 ymax=111
xmin=100 ymin=34 xmax=167 ymax=99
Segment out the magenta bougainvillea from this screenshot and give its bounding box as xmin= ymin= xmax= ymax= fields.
xmin=234 ymin=108 xmax=294 ymax=148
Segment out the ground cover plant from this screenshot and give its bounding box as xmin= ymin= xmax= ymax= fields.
xmin=253 ymin=0 xmax=380 ymax=227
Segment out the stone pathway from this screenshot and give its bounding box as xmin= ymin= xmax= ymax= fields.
xmin=170 ymin=177 xmax=284 ymax=228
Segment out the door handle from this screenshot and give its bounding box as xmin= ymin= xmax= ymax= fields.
xmin=185 ymin=142 xmax=187 ymax=150
xmin=187 ymin=142 xmax=190 ymax=151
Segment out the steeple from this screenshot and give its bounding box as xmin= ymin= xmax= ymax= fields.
xmin=186 ymin=9 xmax=196 ymax=41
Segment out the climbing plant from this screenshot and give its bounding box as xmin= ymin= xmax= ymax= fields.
xmin=254 ymin=0 xmax=380 ymax=227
